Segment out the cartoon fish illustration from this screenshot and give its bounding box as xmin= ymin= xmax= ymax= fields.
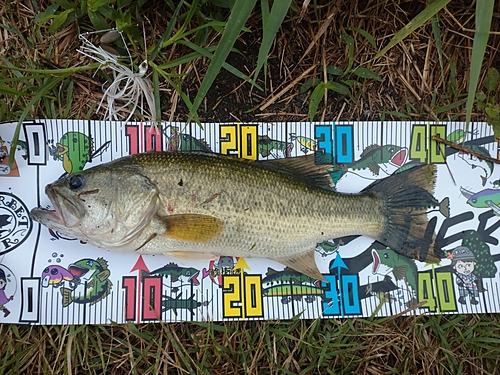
xmin=446 ymin=129 xmax=478 ymax=144
xmin=289 ymin=134 xmax=316 ymax=153
xmin=491 ymin=179 xmax=500 ymax=188
xmin=257 ymin=136 xmax=293 ymax=158
xmin=456 ymin=144 xmax=494 ymax=186
xmin=262 ymin=267 xmax=320 ymax=285
xmin=149 ymin=262 xmax=200 ymax=285
xmin=48 ymin=132 xmax=93 ymax=174
xmin=41 ymin=265 xmax=74 ymax=287
xmin=348 ymin=144 xmax=408 ymax=176
xmin=315 ymin=240 xmax=340 ymax=257
xmin=31 ymin=153 xmax=443 ymax=281
xmin=460 ymin=187 xmax=500 ymax=215
xmin=166 ymin=128 xmax=211 ymax=152
xmin=263 ymin=284 xmax=324 ymax=304
xmin=161 ymin=292 xmax=210 ymax=316
xmin=59 ymin=258 xmax=112 ymax=307
xmin=372 ymin=248 xmax=418 ymax=293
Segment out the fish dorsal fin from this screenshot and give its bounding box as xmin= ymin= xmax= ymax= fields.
xmin=359 ymin=144 xmax=380 ymax=159
xmin=158 ymin=214 xmax=224 ymax=242
xmin=260 ymin=155 xmax=335 ymax=189
xmin=276 ymin=250 xmax=326 ymax=282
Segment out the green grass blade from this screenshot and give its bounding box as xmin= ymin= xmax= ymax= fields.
xmin=465 ymin=0 xmax=494 ymax=130
xmin=187 ymin=0 xmax=257 ymax=123
xmin=179 ymin=40 xmax=263 ymax=91
xmin=429 ymin=0 xmax=445 ymax=84
xmin=375 ymin=0 xmax=451 ymax=58
xmin=8 ymin=75 xmax=66 ymax=166
xmin=254 ymin=0 xmax=292 ymax=88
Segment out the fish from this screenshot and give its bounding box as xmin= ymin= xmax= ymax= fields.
xmin=41 ymin=265 xmax=74 ymax=287
xmin=289 ymin=134 xmax=316 ymax=153
xmin=347 ymin=144 xmax=408 ymax=176
xmin=30 ymin=152 xmax=442 ymax=281
xmin=460 ymin=187 xmax=500 ymax=215
xmin=59 ymin=258 xmax=112 ymax=307
xmin=150 ymin=262 xmax=200 ymax=285
xmin=372 ymin=248 xmax=418 ymax=292
xmin=257 ymin=135 xmax=293 ymax=158
xmin=161 ymin=292 xmax=210 ymax=316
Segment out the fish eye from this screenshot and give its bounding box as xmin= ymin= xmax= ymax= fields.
xmin=86 ymin=260 xmax=93 ymax=266
xmin=186 ymin=271 xmax=191 ymax=276
xmin=51 ymin=268 xmax=59 ymax=275
xmin=384 ymin=253 xmax=389 ymax=258
xmin=472 ymin=199 xmax=477 ymax=203
xmin=68 ymin=175 xmax=85 ymax=190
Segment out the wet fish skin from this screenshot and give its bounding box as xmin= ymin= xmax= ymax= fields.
xmin=30 ymin=152 xmax=439 ymax=280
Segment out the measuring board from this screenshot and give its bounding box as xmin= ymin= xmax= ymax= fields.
xmin=1 ymin=120 xmax=499 ymax=324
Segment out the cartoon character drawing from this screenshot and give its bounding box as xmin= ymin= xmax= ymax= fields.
xmin=289 ymin=133 xmax=316 ymax=154
xmin=460 ymin=187 xmax=500 ymax=215
xmin=59 ymin=258 xmax=112 ymax=307
xmin=203 ymin=256 xmax=239 ymax=286
xmin=165 ymin=127 xmax=211 ymax=152
xmin=0 ymin=266 xmax=16 ymax=317
xmin=262 ymin=267 xmax=323 ymax=304
xmin=449 ymin=246 xmax=479 ymax=305
xmin=149 ymin=262 xmax=200 ymax=285
xmin=257 ymin=135 xmax=293 ymax=158
xmin=0 ymin=269 xmax=13 ymax=317
xmin=48 ymin=132 xmax=110 ymax=174
xmin=0 ymin=135 xmax=20 ymax=177
xmin=371 ymin=248 xmax=418 ymax=305
xmin=41 ymin=265 xmax=74 ymax=288
xmin=161 ymin=292 xmax=210 ymax=316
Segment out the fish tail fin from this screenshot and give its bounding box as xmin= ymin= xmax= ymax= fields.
xmin=364 ymin=164 xmax=442 ymax=263
xmin=439 ymin=197 xmax=450 ymax=218
xmin=60 ymin=287 xmax=73 ymax=307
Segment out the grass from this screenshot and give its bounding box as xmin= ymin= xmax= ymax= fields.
xmin=1 ymin=0 xmax=500 ymax=373
xmin=1 ymin=315 xmax=500 ymax=374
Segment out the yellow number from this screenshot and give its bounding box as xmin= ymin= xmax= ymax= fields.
xmin=244 ymin=275 xmax=263 ymax=317
xmin=239 ymin=125 xmax=258 ymax=160
xmin=222 ymin=275 xmax=241 ymax=318
xmin=410 ymin=124 xmax=427 ymax=162
xmin=430 ymin=125 xmax=446 ymax=163
xmin=220 ymin=125 xmax=238 ymax=155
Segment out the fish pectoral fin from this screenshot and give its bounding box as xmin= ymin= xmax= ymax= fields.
xmin=276 ymin=250 xmax=326 ymax=282
xmin=368 ymin=162 xmax=380 ymax=175
xmin=158 ymin=214 xmax=224 ymax=242
xmin=165 ymin=251 xmax=217 ymax=262
xmin=391 ymin=265 xmax=407 ymax=281
xmin=96 ymin=270 xmax=110 ymax=282
xmin=485 ymin=200 xmax=500 ymax=215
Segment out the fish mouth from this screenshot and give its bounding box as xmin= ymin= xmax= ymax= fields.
xmin=30 ymin=184 xmax=82 ymax=229
xmin=69 ymin=265 xmax=89 ymax=278
xmin=390 ymin=148 xmax=407 ymax=167
xmin=372 ymin=250 xmax=380 ymax=274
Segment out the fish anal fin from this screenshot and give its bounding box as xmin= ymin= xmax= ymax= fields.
xmin=60 ymin=287 xmax=73 ymax=307
xmin=159 ymin=214 xmax=224 ymax=242
xmin=276 ymin=250 xmax=326 ymax=282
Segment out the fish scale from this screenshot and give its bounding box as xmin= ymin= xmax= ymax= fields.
xmin=30 ymin=152 xmax=441 ymax=280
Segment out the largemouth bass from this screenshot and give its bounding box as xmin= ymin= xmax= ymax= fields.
xmin=30 ymin=152 xmax=442 ymax=280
